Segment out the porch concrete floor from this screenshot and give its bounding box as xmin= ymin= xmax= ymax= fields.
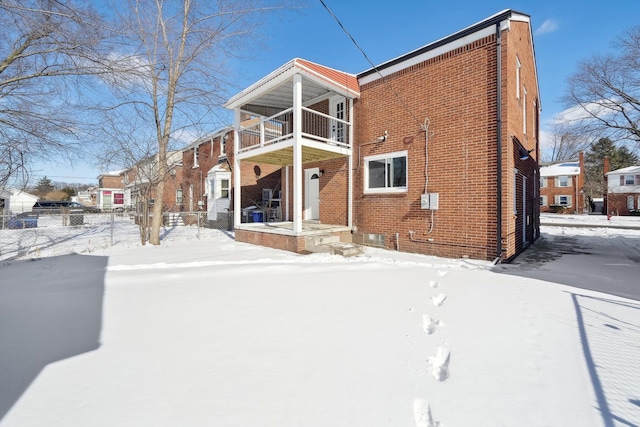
xmin=235 ymin=221 xmax=350 ymax=236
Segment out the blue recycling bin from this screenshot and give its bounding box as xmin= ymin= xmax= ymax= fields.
xmin=252 ymin=210 xmax=264 ymax=223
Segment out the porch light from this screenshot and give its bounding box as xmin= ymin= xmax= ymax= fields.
xmin=519 ymin=147 xmax=534 ymax=160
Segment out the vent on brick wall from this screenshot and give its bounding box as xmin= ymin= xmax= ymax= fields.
xmin=362 ymin=233 xmax=385 ymax=247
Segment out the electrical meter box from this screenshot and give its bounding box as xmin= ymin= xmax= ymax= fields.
xmin=420 ymin=193 xmax=439 ymax=210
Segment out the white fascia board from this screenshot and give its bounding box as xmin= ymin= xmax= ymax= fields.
xmin=359 ymin=25 xmax=496 ymax=86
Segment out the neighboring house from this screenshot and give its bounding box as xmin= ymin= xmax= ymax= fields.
xmin=123 ymin=152 xmax=184 ymax=212
xmin=6 ymin=188 xmax=38 ymax=213
xmin=539 ymin=152 xmax=585 ymax=214
xmin=77 ymin=187 xmax=97 ymax=206
xmin=224 ymin=9 xmax=540 ymax=261
xmin=97 ymin=170 xmax=127 ymax=211
xmin=181 ymin=127 xmax=281 ymax=227
xmin=606 ymin=165 xmax=640 ymax=215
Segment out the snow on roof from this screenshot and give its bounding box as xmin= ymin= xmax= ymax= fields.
xmin=606 ymin=165 xmax=640 ymax=175
xmin=540 ymin=162 xmax=580 ymax=177
xmin=98 ymin=169 xmax=126 ymax=177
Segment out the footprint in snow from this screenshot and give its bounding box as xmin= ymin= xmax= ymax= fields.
xmin=427 ymin=346 xmax=451 ymax=382
xmin=413 ymin=398 xmax=444 ymax=427
xmin=429 ymin=280 xmax=439 ymax=288
xmin=422 ymin=315 xmax=444 ymax=335
xmin=431 ymin=293 xmax=447 ymax=307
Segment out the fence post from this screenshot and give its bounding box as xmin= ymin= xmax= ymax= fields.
xmin=111 ymin=211 xmax=115 ymax=246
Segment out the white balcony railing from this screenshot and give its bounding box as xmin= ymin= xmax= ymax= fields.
xmin=238 ymin=107 xmax=351 ymax=153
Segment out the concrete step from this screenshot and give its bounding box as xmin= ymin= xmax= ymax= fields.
xmin=305 ymin=234 xmax=340 ymax=253
xmin=327 ymin=242 xmax=364 ymax=257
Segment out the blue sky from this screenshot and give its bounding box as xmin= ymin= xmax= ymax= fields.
xmin=36 ymin=0 xmax=640 ymax=184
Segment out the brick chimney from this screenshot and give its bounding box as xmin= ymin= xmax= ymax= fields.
xmin=603 ymin=156 xmax=610 ymax=175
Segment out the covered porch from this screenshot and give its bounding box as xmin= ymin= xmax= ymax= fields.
xmin=225 ymin=58 xmax=360 ymax=252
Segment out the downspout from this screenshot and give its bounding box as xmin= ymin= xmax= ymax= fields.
xmin=495 ymin=22 xmax=503 ymax=262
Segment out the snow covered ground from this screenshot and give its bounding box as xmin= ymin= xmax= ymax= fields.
xmin=0 ymin=219 xmax=639 ymax=426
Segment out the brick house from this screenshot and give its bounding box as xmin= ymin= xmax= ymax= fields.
xmin=97 ymin=170 xmax=127 ymax=211
xmin=606 ymin=166 xmax=640 ymax=215
xmin=539 ymin=152 xmax=585 ymax=214
xmin=120 ymin=151 xmax=184 ymax=213
xmin=181 ymin=127 xmax=281 ymax=227
xmin=225 ymin=9 xmax=540 ymax=261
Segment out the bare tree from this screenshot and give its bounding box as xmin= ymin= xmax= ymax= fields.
xmin=100 ymin=0 xmax=285 ymax=245
xmin=543 ymin=123 xmax=590 ymax=162
xmin=0 ymin=0 xmax=114 ymax=189
xmin=563 ymin=26 xmax=640 ymax=151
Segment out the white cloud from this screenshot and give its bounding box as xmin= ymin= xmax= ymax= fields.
xmin=534 ymin=19 xmax=559 ymax=36
xmin=552 ymin=100 xmax=617 ymax=126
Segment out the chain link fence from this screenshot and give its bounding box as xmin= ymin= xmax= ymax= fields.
xmin=0 ymin=210 xmax=233 ymax=261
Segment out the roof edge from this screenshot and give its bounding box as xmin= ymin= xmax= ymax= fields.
xmin=358 ymin=9 xmax=528 ymax=79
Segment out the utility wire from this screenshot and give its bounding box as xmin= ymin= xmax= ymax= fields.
xmin=318 ymin=0 xmax=422 ymax=128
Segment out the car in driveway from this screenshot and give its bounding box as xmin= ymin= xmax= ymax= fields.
xmin=6 ymin=212 xmax=38 ymax=229
xmin=32 ymin=201 xmax=100 ymax=214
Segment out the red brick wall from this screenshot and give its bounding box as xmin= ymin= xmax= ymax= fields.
xmin=99 ymin=175 xmax=124 ymax=188
xmin=353 ymin=34 xmax=500 ymax=260
xmin=182 ymin=132 xmax=281 ymax=212
xmin=349 ymin=21 xmax=539 ymax=261
xmin=540 ymin=175 xmax=580 ymax=213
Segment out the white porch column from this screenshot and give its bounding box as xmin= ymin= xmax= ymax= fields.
xmin=233 ymin=108 xmax=241 ymax=228
xmin=347 ymin=97 xmax=354 ymax=229
xmin=285 ymin=166 xmax=290 ymax=221
xmin=292 ymin=73 xmax=303 ymax=233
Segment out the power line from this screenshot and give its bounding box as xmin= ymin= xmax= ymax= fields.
xmin=317 ymin=0 xmax=422 ymax=128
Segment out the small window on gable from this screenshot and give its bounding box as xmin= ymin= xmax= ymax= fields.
xmin=364 ymin=151 xmax=407 ymax=194
xmin=220 ymin=135 xmax=227 ymax=157
xmin=193 ymin=147 xmax=199 ymax=168
xmin=516 ymin=56 xmax=521 ymax=99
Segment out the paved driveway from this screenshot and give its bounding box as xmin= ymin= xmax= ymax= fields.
xmin=494 ymin=228 xmax=640 ymax=301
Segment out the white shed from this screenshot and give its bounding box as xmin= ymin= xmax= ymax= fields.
xmin=7 ymin=188 xmax=39 ymax=213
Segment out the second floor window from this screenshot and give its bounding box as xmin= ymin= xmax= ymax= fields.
xmin=557 ymin=176 xmax=569 ymax=187
xmin=621 ymin=175 xmax=639 ymax=185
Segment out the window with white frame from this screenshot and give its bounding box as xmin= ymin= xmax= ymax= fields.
xmin=522 ymin=86 xmax=527 ymax=134
xmin=555 ymin=195 xmax=572 ymax=206
xmin=176 ymin=188 xmax=183 ymax=205
xmin=628 ymin=196 xmax=635 ymax=210
xmin=540 ymin=195 xmax=547 ymax=206
xmin=220 ymin=135 xmax=227 ymax=157
xmin=557 ymin=175 xmax=570 ymax=187
xmin=540 ymin=176 xmax=547 ymax=188
xmin=364 ymin=151 xmax=407 ymax=194
xmin=193 ymin=147 xmax=199 ymax=168
xmin=621 ymin=175 xmax=638 ymax=185
xmin=516 ymin=56 xmax=521 ymax=100
xmin=220 ymin=179 xmax=230 ymax=198
xmin=513 ymin=169 xmax=518 ymax=214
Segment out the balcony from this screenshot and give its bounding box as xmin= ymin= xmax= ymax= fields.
xmin=238 ymin=107 xmax=352 ymax=154
xmin=226 ymin=58 xmax=359 ymax=166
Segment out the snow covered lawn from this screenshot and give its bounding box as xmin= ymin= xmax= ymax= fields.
xmin=1 ymin=228 xmax=639 ymax=426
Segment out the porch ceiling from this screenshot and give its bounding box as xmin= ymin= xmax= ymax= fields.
xmin=239 ymin=145 xmax=348 ymax=166
xmin=244 ymin=76 xmax=333 ymax=112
